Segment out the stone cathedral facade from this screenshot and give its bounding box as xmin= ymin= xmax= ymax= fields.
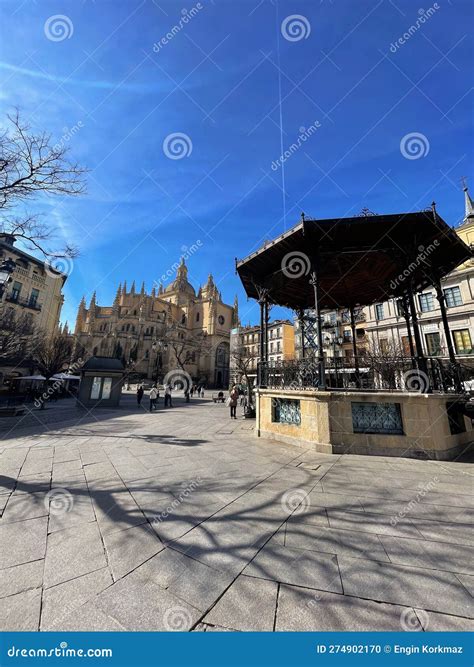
xmin=74 ymin=259 xmax=239 ymax=387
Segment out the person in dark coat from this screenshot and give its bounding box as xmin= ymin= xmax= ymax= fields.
xmin=137 ymin=384 xmax=144 ymax=406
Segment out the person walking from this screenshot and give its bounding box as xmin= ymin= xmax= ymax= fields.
xmin=136 ymin=384 xmax=144 ymax=406
xmin=164 ymin=383 xmax=172 ymax=407
xmin=200 ymin=386 xmax=205 ymax=398
xmin=149 ymin=385 xmax=158 ymax=412
xmin=229 ymin=384 xmax=239 ymax=419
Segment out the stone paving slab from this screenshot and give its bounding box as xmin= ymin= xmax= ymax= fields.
xmin=0 ymin=516 xmax=47 ymax=570
xmin=41 ymin=567 xmax=113 ymax=630
xmin=0 ymin=588 xmax=42 ymax=631
xmin=275 ymin=585 xmax=414 ymax=631
xmin=43 ymin=522 xmax=107 ymax=588
xmin=203 ymin=575 xmax=278 ymax=631
xmin=338 ymin=556 xmax=474 ymax=618
xmin=0 ymin=395 xmax=472 ymax=632
xmin=243 ymin=539 xmax=342 ymax=592
xmin=0 ymin=560 xmax=44 ymax=599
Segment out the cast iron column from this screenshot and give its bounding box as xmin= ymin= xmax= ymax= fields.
xmin=401 ymin=295 xmax=416 ymax=368
xmin=434 ymin=278 xmax=457 ymax=364
xmin=258 ymin=298 xmax=265 ymax=386
xmin=297 ymin=309 xmax=306 ymax=360
xmin=407 ymin=287 xmax=428 ymax=379
xmin=264 ymin=300 xmax=269 ymax=363
xmin=310 ymin=259 xmax=326 ymax=390
xmin=349 ymin=306 xmax=360 ymax=388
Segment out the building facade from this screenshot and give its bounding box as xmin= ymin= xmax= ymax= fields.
xmin=364 ymin=188 xmax=474 ymax=364
xmin=0 ymin=234 xmax=66 ymax=383
xmin=74 ymin=259 xmax=238 ymax=387
xmin=294 ymin=308 xmax=368 ymax=362
xmin=230 ymin=319 xmax=295 ymax=384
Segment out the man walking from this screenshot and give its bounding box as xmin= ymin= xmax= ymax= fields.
xmin=229 ymin=384 xmax=239 ymax=419
xmin=137 ymin=384 xmax=144 ymax=406
xmin=149 ymin=385 xmax=158 ymax=412
xmin=164 ymin=383 xmax=172 ymax=407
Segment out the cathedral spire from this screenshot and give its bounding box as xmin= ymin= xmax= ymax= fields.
xmin=463 ymin=180 xmax=474 ymax=222
xmin=123 ymin=280 xmax=127 ymax=295
xmin=140 ymin=281 xmax=146 ymax=296
xmin=89 ymin=291 xmax=96 ymax=309
xmin=130 ymin=280 xmax=136 ymax=295
xmin=158 ymin=282 xmax=164 ymax=295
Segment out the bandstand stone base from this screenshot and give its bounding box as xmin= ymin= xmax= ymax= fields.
xmin=256 ymin=389 xmax=474 ymax=461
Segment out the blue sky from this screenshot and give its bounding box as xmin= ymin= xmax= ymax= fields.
xmin=0 ymin=0 xmax=472 ymax=327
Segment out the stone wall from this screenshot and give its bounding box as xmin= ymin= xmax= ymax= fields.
xmin=256 ymin=389 xmax=473 ymax=460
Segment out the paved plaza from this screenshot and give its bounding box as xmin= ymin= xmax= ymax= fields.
xmin=0 ymin=394 xmax=472 ymax=632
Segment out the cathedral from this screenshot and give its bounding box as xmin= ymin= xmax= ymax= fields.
xmin=74 ymin=259 xmax=239 ymax=388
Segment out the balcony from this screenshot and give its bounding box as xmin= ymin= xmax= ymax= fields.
xmin=5 ymin=294 xmax=42 ymax=311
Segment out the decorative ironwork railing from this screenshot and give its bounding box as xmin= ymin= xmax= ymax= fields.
xmin=257 ymin=357 xmax=473 ymax=393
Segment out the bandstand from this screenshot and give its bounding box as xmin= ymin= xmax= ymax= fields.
xmin=236 ymin=206 xmax=474 ymax=460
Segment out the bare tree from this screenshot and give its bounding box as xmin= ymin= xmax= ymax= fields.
xmin=0 ymin=309 xmax=36 ymax=362
xmin=230 ymin=338 xmax=258 ymax=406
xmin=0 ymin=110 xmax=86 ymax=259
xmin=31 ymin=330 xmax=74 ymax=380
xmin=364 ymin=338 xmax=407 ymax=389
xmin=165 ymin=316 xmax=211 ymax=374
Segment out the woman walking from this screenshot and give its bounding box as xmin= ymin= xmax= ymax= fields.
xmin=229 ymin=384 xmax=239 ymax=419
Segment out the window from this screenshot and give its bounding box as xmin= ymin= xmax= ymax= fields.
xmin=375 ymin=304 xmax=384 ymax=320
xmin=379 ymin=339 xmax=389 ymax=353
xmin=102 ymin=378 xmax=112 ymax=400
xmin=218 ymin=315 xmax=224 ymax=325
xmin=277 ymin=327 xmax=281 ymax=337
xmin=443 ymin=286 xmax=462 ymax=308
xmin=276 ymin=341 xmax=281 ymax=352
xmin=196 ymin=312 xmax=200 ymax=322
xmin=453 ymin=329 xmax=472 ymax=354
xmin=29 ymin=288 xmax=39 ymax=307
xmin=90 ymin=376 xmax=114 ymax=400
xmin=418 ymin=292 xmax=435 ymax=312
xmin=396 ymin=300 xmax=405 ymax=317
xmin=11 ymin=281 xmax=22 ymax=301
xmin=425 ymin=332 xmax=441 ymax=356
xmin=90 ymin=377 xmax=102 ymax=400
xmin=270 ymin=342 xmax=274 ymax=353
xmin=401 ymin=336 xmax=411 ymax=356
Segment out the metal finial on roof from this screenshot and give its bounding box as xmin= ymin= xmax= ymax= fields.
xmin=357 ymin=207 xmax=377 ymax=217
xmin=301 ymin=212 xmax=305 ymax=221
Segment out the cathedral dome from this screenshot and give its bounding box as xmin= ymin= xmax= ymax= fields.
xmin=165 ymin=258 xmax=196 ymax=296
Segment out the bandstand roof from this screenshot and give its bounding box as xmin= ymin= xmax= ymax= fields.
xmin=236 ymin=210 xmax=472 ymax=310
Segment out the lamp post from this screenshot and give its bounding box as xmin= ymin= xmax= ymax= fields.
xmin=0 ymin=258 xmax=16 ymax=300
xmin=325 ymin=332 xmax=343 ymax=387
xmin=151 ymin=339 xmax=168 ymax=383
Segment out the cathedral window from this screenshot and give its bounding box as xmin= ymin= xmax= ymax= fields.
xmin=196 ymin=312 xmax=200 ymax=322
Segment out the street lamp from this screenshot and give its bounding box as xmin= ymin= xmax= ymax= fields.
xmin=151 ymin=339 xmax=168 ymax=382
xmin=0 ymin=258 xmax=16 ymax=299
xmin=325 ymin=333 xmax=343 ymax=387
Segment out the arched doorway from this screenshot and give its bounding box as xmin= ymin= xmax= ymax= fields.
xmin=214 ymin=342 xmax=229 ymax=388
